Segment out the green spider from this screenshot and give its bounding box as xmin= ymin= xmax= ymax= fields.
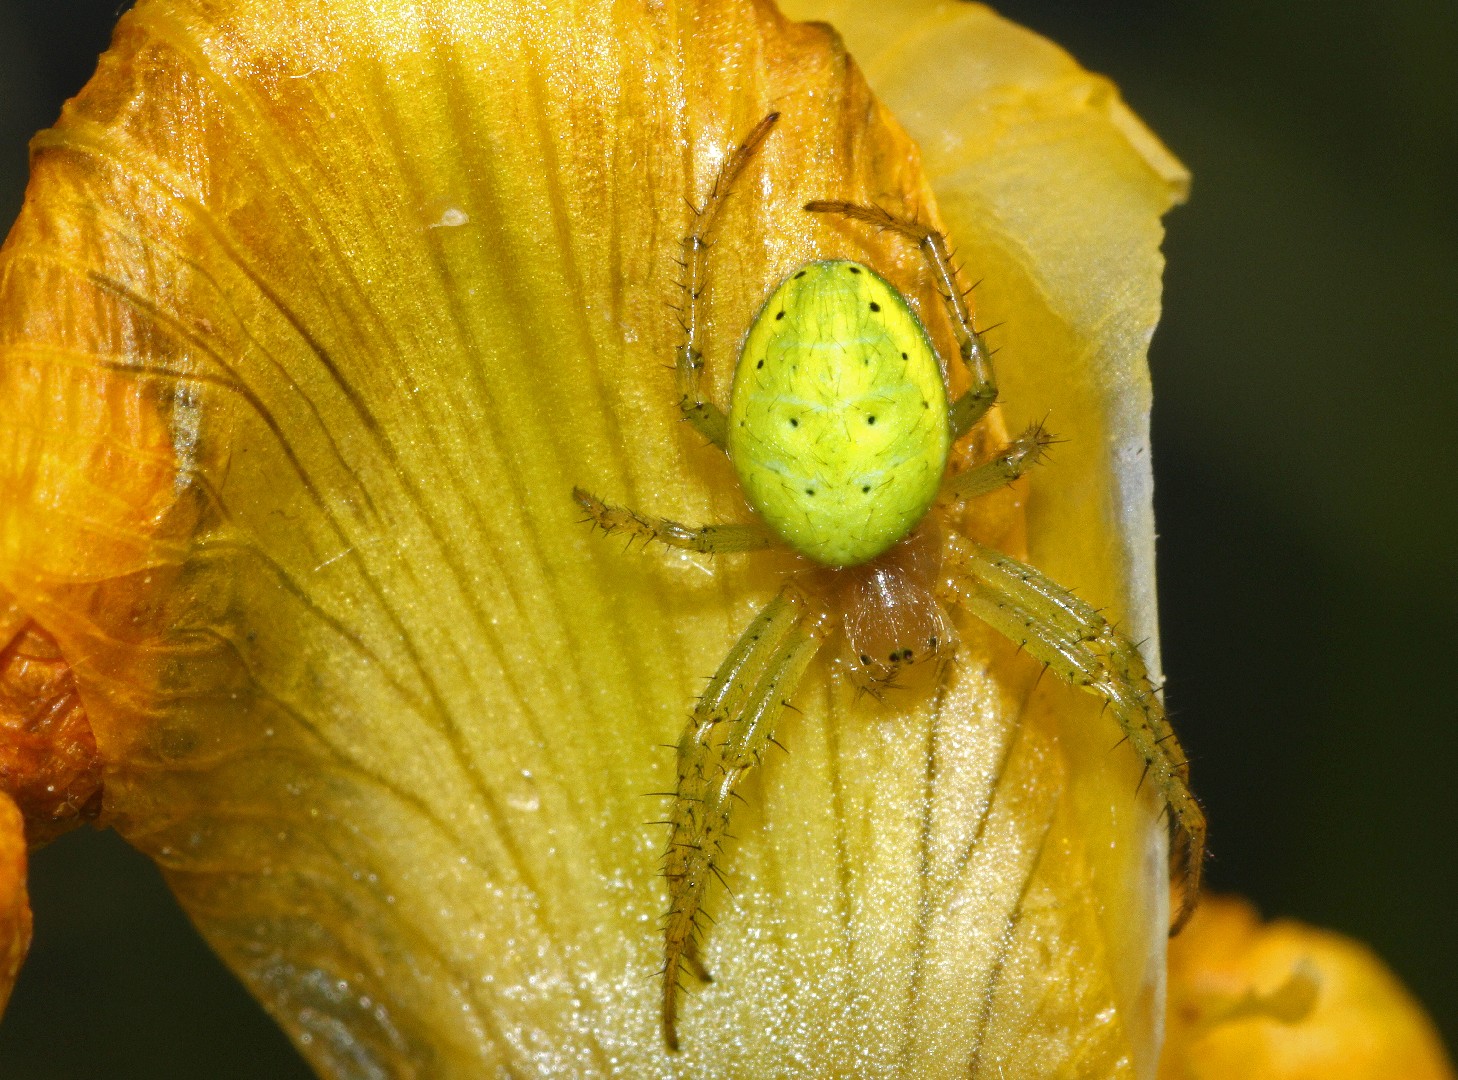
xmin=574 ymin=112 xmax=1204 ymax=1052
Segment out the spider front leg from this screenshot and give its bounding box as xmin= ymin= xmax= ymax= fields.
xmin=805 ymin=200 xmax=997 ymax=439
xmin=675 ymin=112 xmax=781 ymax=449
xmin=660 ymin=584 xmax=823 ymax=1051
xmin=944 ymin=533 xmax=1206 ymax=932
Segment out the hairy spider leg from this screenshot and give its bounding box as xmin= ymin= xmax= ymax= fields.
xmin=660 ymin=586 xmax=823 ymax=1050
xmin=572 ymin=487 xmax=778 ymax=554
xmin=946 ymin=421 xmax=1058 ymax=501
xmin=675 ymin=112 xmax=782 ymax=449
xmin=803 ymin=201 xmax=998 ymax=439
xmin=943 ymin=533 xmax=1206 ymax=932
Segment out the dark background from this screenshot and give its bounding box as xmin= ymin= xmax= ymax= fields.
xmin=0 ymin=0 xmax=1454 ymax=1075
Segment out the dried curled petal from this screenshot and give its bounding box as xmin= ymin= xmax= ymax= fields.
xmin=1 ymin=0 xmax=1195 ymax=1075
xmin=0 ymin=792 xmax=29 ymax=1016
xmin=0 ymin=592 xmax=103 ymax=845
xmin=1160 ymin=896 xmax=1456 ymax=1080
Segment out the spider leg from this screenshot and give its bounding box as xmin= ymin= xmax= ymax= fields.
xmin=676 ymin=112 xmax=781 ymax=449
xmin=661 ymin=584 xmax=822 ymax=1051
xmin=804 ymin=200 xmax=996 ymax=439
xmin=946 ymin=420 xmax=1057 ymax=501
xmin=944 ymin=534 xmax=1206 ymax=933
xmin=573 ymin=487 xmax=778 ymax=555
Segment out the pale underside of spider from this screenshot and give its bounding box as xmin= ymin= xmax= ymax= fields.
xmin=573 ymin=113 xmax=1205 ymax=1053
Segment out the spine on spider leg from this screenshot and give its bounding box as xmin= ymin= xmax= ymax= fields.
xmin=661 ymin=721 xmax=726 ymax=1052
xmin=660 ymin=595 xmax=819 ymax=1050
xmin=1086 ymin=642 xmax=1206 ymax=931
xmin=948 ymin=422 xmax=1058 ymax=501
xmin=672 ymin=222 xmax=715 ymax=435
xmin=906 ymin=221 xmax=999 ymax=430
xmin=574 ymin=487 xmax=656 ymax=547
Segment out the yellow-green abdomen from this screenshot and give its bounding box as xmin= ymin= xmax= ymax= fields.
xmin=728 ymin=261 xmax=951 ymax=567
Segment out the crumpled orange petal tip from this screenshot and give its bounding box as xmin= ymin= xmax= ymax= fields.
xmin=0 ymin=594 xmax=103 ymax=847
xmin=1160 ymin=895 xmax=1456 ymax=1080
xmin=0 ymin=0 xmax=1195 ymax=1074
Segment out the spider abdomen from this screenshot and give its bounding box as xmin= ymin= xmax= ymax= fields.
xmin=728 ymin=260 xmax=951 ymax=566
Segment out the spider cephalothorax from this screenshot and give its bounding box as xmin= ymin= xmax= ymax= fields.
xmin=574 ymin=112 xmax=1204 ymax=1053
xmin=831 ymin=519 xmax=952 ymax=685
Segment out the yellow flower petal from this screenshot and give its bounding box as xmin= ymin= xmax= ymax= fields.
xmin=0 ymin=1 xmax=1188 ymax=1074
xmin=789 ymin=3 xmax=1194 ymax=1073
xmin=1161 ymin=895 xmax=1457 ymax=1080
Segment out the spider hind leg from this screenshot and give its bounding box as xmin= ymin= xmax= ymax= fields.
xmin=945 ymin=534 xmax=1206 ymax=932
xmin=660 ymin=585 xmax=823 ymax=1051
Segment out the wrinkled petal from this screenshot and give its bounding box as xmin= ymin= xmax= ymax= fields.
xmin=0 ymin=0 xmax=1188 ymax=1075
xmin=1 ymin=589 xmax=103 ymax=845
xmin=1160 ymin=896 xmax=1457 ymax=1080
xmin=0 ymin=792 xmax=29 ymax=1016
